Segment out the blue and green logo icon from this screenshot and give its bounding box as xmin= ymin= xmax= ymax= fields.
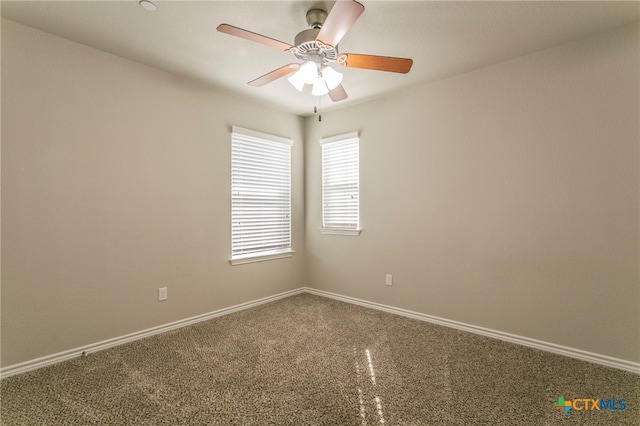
xmin=554 ymin=397 xmax=626 ymax=414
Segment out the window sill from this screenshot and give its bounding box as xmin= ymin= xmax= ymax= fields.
xmin=320 ymin=228 xmax=362 ymax=236
xmin=230 ymin=249 xmax=295 ymax=266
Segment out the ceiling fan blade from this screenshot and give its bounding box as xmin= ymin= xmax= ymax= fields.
xmin=217 ymin=24 xmax=293 ymax=51
xmin=316 ymin=0 xmax=365 ymax=48
xmin=248 ymin=64 xmax=300 ymax=87
xmin=339 ymin=53 xmax=413 ymax=73
xmin=328 ymin=84 xmax=348 ymax=102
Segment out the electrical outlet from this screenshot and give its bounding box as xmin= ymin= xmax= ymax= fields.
xmin=158 ymin=287 xmax=167 ymax=301
xmin=385 ymin=274 xmax=393 ymax=286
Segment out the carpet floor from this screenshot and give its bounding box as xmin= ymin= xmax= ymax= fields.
xmin=1 ymin=293 xmax=638 ymax=425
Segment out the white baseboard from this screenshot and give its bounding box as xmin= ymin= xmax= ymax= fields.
xmin=0 ymin=288 xmax=305 ymax=379
xmin=2 ymin=286 xmax=638 ymax=378
xmin=303 ymin=287 xmax=640 ymax=375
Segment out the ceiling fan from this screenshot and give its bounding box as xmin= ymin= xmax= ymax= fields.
xmin=217 ymin=0 xmax=413 ymax=102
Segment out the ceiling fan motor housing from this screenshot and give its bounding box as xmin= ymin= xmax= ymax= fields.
xmin=294 ymin=28 xmax=321 ymax=48
xmin=292 ymin=9 xmax=338 ymax=65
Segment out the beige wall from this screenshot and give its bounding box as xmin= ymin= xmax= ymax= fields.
xmin=305 ymin=24 xmax=639 ymax=362
xmin=2 ymin=18 xmax=639 ymax=368
xmin=1 ymin=20 xmax=305 ymax=367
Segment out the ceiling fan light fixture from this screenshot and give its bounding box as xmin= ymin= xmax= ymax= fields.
xmin=288 ymin=60 xmax=320 ymax=92
xmin=287 ymin=71 xmax=306 ymax=92
xmin=311 ymin=77 xmax=329 ymax=96
xmin=298 ymin=61 xmax=319 ymax=85
xmin=322 ymin=66 xmax=343 ymax=90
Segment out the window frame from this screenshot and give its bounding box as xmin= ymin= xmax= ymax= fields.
xmin=230 ymin=126 xmax=294 ymax=265
xmin=320 ymin=131 xmax=361 ymax=236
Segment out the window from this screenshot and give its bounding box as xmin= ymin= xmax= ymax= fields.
xmin=320 ymin=131 xmax=360 ymax=235
xmin=231 ymin=126 xmax=293 ymax=264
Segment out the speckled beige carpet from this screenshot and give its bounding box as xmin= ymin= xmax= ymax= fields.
xmin=1 ymin=293 xmax=638 ymax=425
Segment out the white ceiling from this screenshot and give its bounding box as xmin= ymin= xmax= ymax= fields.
xmin=2 ymin=1 xmax=639 ymax=116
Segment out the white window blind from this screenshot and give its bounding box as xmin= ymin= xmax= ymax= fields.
xmin=231 ymin=126 xmax=293 ymax=263
xmin=321 ymin=132 xmax=360 ymax=233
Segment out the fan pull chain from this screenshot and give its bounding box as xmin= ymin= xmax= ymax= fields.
xmin=315 ymin=99 xmax=322 ymax=122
